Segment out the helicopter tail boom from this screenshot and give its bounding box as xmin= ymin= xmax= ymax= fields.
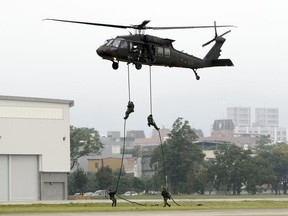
xmin=203 ymin=37 xmax=225 ymax=61
xmin=203 ymin=36 xmax=233 ymax=67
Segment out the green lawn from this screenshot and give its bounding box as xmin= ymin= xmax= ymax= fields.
xmin=1 ymin=199 xmax=288 ymax=214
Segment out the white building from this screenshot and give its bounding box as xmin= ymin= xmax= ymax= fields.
xmin=227 ymin=107 xmax=251 ymax=127
xmin=0 ymin=95 xmax=73 ymax=201
xmin=234 ymin=126 xmax=287 ymax=143
xmin=226 ymin=107 xmax=286 ymax=143
xmin=254 ymin=108 xmax=279 ymax=127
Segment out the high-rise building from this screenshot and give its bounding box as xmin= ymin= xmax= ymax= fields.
xmin=227 ymin=107 xmax=251 ymax=127
xmin=225 ymin=107 xmax=286 ymax=143
xmin=254 ymin=108 xmax=279 ymax=127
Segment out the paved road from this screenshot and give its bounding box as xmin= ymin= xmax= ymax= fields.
xmin=0 ymin=209 xmax=288 ymax=216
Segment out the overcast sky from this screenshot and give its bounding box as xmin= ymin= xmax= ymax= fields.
xmin=1 ymin=0 xmax=287 ymax=137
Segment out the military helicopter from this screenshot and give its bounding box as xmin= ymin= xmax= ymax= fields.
xmin=44 ymin=19 xmax=235 ymax=80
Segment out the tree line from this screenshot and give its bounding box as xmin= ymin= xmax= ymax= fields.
xmin=68 ymin=166 xmax=160 ymax=195
xmin=69 ymin=126 xmax=156 ymax=195
xmin=69 ymin=118 xmax=288 ymax=195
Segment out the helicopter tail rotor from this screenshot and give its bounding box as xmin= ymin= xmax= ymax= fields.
xmin=202 ymin=21 xmax=232 ymax=47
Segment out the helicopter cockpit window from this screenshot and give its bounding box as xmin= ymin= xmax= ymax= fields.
xmin=112 ymin=38 xmax=122 ymax=47
xmin=105 ymin=40 xmax=113 ymax=46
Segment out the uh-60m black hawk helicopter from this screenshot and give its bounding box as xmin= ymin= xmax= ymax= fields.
xmin=44 ymin=19 xmax=235 ymax=80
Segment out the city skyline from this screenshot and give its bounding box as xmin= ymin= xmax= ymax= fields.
xmin=102 ymin=106 xmax=286 ymax=140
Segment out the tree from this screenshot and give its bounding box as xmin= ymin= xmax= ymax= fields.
xmin=255 ymin=135 xmax=273 ymax=152
xmin=141 ymin=176 xmax=157 ymax=193
xmin=193 ymin=160 xmax=214 ymax=194
xmin=73 ymin=168 xmax=88 ymax=195
xmin=244 ymin=155 xmax=275 ymax=194
xmin=211 ymin=144 xmax=253 ymax=195
xmin=70 ymin=126 xmax=103 ymax=170
xmin=68 ymin=172 xmax=76 ymax=195
xmin=258 ymin=144 xmax=288 ymax=194
xmin=95 ymin=166 xmax=116 ymax=190
xmin=150 ymin=117 xmax=205 ymax=194
xmin=85 ymin=172 xmax=99 ymax=193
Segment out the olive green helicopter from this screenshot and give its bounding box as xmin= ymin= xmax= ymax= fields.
xmin=44 ymin=19 xmax=235 ymax=80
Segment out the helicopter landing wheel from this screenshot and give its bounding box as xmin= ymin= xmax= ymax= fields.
xmin=192 ymin=69 xmax=200 ymax=80
xmin=112 ymin=61 xmax=119 ymax=70
xmin=135 ymin=62 xmax=142 ymax=70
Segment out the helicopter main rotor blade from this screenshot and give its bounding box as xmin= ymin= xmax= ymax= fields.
xmin=149 ymin=25 xmax=236 ymax=30
xmin=44 ymin=19 xmax=236 ymax=31
xmin=202 ymin=30 xmax=232 ymax=47
xmin=43 ymin=18 xmax=130 ymax=29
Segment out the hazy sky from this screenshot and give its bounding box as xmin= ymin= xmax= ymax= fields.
xmin=1 ymin=0 xmax=287 ymax=137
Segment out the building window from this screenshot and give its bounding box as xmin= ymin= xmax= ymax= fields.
xmin=95 ymin=162 xmax=99 ymax=168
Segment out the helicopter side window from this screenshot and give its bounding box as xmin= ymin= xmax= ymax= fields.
xmin=164 ymin=48 xmax=170 ymax=58
xmin=157 ymin=47 xmax=164 ymax=57
xmin=112 ymin=38 xmax=122 ymax=47
xmin=119 ymin=40 xmax=128 ymax=49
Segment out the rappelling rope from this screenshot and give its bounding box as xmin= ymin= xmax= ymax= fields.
xmin=127 ymin=63 xmax=131 ymax=102
xmin=157 ymin=129 xmax=179 ymax=206
xmin=149 ymin=66 xmax=180 ymax=207
xmin=115 ymin=64 xmax=131 ymax=192
xmin=158 ymin=130 xmax=166 ymax=187
xmin=170 ymin=196 xmax=181 ymax=206
xmin=116 ymin=65 xmax=178 ymax=207
xmin=116 ymin=119 xmax=146 ymax=207
xmin=149 ymin=66 xmax=153 ymax=115
xmin=113 ymin=64 xmax=149 ymax=207
xmin=157 ymin=130 xmax=181 ymax=206
xmin=115 ymin=119 xmax=126 ymax=192
xmin=149 ymin=66 xmax=165 ymax=185
xmin=116 ymin=120 xmax=147 ymax=207
xmin=116 ymin=194 xmax=147 ymax=206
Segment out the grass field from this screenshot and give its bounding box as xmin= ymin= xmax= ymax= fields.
xmin=1 ymin=195 xmax=288 ymax=214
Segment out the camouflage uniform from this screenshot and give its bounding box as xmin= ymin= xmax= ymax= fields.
xmin=147 ymin=114 xmax=160 ymax=130
xmin=124 ymin=101 xmax=134 ymax=120
xmin=161 ymin=188 xmax=171 ymax=207
xmin=108 ymin=189 xmax=117 ymax=207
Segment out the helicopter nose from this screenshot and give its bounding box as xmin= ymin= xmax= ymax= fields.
xmin=96 ymin=46 xmax=104 ymax=56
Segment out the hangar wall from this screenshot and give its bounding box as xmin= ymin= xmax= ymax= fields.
xmin=40 ymin=172 xmax=68 ymax=200
xmin=0 ymin=95 xmax=73 ymax=201
xmin=0 ymin=155 xmax=39 ymax=201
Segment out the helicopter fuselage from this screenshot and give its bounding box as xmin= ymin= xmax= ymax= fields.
xmin=96 ymin=34 xmax=206 ymax=70
xmin=44 ymin=18 xmax=234 ymax=79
